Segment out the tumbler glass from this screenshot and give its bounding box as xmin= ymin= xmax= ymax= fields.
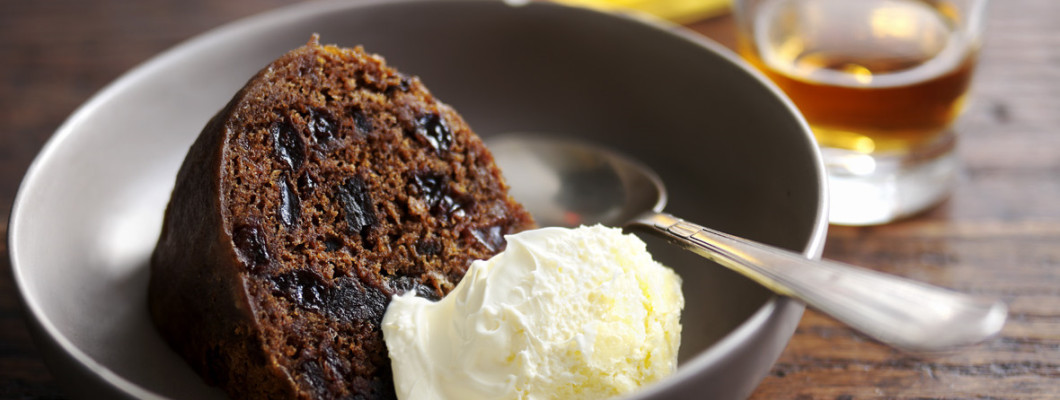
xmin=733 ymin=0 xmax=988 ymax=225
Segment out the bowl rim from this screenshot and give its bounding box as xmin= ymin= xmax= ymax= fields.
xmin=615 ymin=6 xmax=827 ymax=395
xmin=8 ymin=0 xmax=828 ymax=398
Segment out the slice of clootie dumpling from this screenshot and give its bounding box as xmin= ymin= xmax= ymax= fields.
xmin=148 ymin=35 xmax=534 ymax=400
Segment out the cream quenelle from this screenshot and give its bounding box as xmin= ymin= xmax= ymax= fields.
xmin=381 ymin=225 xmax=684 ymax=400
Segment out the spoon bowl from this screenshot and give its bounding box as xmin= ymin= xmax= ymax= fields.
xmin=491 ymin=135 xmax=1008 ymax=353
xmin=489 ymin=135 xmax=667 ymax=228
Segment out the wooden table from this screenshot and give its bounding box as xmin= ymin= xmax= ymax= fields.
xmin=2 ymin=0 xmax=1057 ymax=398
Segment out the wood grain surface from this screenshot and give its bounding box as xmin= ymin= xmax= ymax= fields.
xmin=2 ymin=0 xmax=1058 ymax=399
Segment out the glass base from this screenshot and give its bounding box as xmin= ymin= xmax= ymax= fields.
xmin=824 ymin=136 xmax=957 ymax=226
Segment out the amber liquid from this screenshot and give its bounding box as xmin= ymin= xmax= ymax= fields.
xmin=739 ymin=0 xmax=978 ymax=154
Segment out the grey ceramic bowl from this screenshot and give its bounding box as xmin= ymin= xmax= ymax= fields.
xmin=8 ymin=0 xmax=827 ymax=398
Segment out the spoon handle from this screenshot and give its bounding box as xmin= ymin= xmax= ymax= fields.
xmin=634 ymin=212 xmax=1007 ymax=353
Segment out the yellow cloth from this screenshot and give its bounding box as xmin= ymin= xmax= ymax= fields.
xmin=552 ymin=0 xmax=730 ymax=23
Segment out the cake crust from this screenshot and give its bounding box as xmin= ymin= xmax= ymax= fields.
xmin=149 ymin=36 xmax=534 ymax=399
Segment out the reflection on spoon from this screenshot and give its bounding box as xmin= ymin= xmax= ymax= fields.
xmin=489 ymin=134 xmax=1007 ymax=353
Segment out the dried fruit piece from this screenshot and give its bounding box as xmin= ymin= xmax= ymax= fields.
xmin=329 ymin=277 xmax=388 ymax=324
xmin=470 ymin=225 xmax=506 ymax=253
xmin=233 ymin=223 xmax=270 ymax=271
xmin=278 ymin=177 xmax=300 ymax=227
xmin=411 ymin=172 xmax=467 ymax=219
xmin=412 ymin=173 xmax=446 ymax=209
xmin=436 ymin=193 xmax=466 ymax=219
xmin=349 ymin=107 xmax=373 ymax=134
xmin=297 ymin=172 xmax=316 ymax=195
xmin=307 ymin=109 xmax=336 ymax=144
xmin=270 ymin=269 xmax=328 ymax=312
xmin=416 ymin=239 xmax=441 ymax=257
xmin=269 ymin=271 xmax=388 ymax=324
xmin=414 ymin=113 xmax=452 ymax=152
xmin=388 ymin=276 xmax=441 ymax=301
xmin=336 ymin=178 xmax=377 ymax=235
xmin=271 ymin=120 xmax=305 ymax=171
xmin=323 ymin=236 xmax=343 ymax=252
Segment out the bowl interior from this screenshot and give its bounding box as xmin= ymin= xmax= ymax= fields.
xmin=9 ymin=0 xmax=824 ymax=399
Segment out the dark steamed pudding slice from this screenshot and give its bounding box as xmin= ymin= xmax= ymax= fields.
xmin=148 ymin=36 xmax=534 ymax=399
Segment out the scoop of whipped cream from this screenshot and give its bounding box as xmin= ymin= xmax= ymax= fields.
xmin=381 ymin=225 xmax=684 ymax=400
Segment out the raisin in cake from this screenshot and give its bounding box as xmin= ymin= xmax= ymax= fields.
xmin=148 ymin=36 xmax=535 ymax=400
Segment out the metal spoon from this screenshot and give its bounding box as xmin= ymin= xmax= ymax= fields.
xmin=489 ymin=135 xmax=1007 ymax=353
